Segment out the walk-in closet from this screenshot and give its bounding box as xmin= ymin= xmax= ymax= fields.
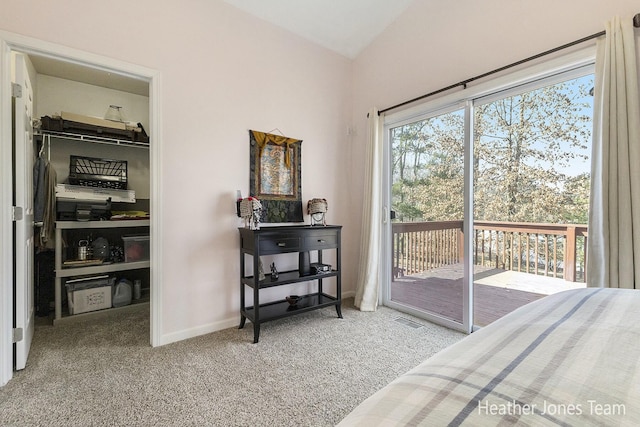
xmin=14 ymin=52 xmax=151 ymax=332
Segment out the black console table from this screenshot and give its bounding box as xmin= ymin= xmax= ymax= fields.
xmin=238 ymin=225 xmax=342 ymax=343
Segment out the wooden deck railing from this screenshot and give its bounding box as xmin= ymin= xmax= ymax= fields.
xmin=392 ymin=220 xmax=588 ymax=282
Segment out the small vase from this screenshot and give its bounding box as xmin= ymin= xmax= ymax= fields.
xmin=299 ymin=251 xmax=311 ymax=276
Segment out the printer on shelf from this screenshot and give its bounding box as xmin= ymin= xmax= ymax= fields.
xmin=56 ymin=197 xmax=112 ymax=221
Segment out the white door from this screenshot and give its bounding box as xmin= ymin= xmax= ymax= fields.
xmin=13 ymin=53 xmax=35 ymax=370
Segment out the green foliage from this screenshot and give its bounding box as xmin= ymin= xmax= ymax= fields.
xmin=391 ymin=75 xmax=593 ymax=225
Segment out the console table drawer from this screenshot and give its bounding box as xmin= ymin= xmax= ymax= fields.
xmin=304 ymin=233 xmax=338 ymax=250
xmin=259 ymin=237 xmax=300 ymax=253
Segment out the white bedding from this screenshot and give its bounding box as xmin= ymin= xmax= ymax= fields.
xmin=338 ymin=288 xmax=640 ymax=426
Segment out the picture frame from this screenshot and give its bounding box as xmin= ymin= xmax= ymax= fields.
xmin=249 ymin=130 xmax=303 ymax=223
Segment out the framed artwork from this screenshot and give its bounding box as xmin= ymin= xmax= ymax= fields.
xmin=249 ymin=130 xmax=303 ymax=223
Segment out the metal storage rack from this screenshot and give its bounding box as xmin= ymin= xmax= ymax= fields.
xmin=38 ymin=129 xmax=150 ymax=152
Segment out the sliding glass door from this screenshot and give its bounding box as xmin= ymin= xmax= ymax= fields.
xmin=386 ymin=105 xmax=468 ymax=329
xmin=472 ymin=72 xmax=593 ymax=326
xmin=383 ymin=62 xmax=594 ymax=332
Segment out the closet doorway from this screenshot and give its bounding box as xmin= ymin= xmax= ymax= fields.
xmin=0 ymin=32 xmax=162 ymax=386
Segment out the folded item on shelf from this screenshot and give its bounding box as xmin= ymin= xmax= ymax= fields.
xmin=55 ymin=184 xmax=136 ymax=203
xmin=61 ymin=111 xmax=127 ymax=130
xmin=110 ymin=210 xmax=149 ymax=220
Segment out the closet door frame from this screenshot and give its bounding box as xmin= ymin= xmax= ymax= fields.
xmin=0 ymin=30 xmax=163 ymax=386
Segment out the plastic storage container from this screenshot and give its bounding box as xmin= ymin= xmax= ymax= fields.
xmin=122 ymin=235 xmax=150 ymax=262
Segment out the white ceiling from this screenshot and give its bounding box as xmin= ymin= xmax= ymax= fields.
xmin=223 ymin=0 xmax=415 ymax=58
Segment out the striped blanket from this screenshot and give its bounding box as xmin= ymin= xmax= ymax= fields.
xmin=338 ymin=288 xmax=640 ymax=426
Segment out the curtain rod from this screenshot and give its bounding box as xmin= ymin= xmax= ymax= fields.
xmin=377 ymin=13 xmax=640 ymax=116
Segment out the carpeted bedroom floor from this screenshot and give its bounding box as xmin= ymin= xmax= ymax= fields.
xmin=0 ymin=298 xmax=464 ymax=426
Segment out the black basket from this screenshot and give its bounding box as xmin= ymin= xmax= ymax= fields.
xmin=68 ymin=155 xmax=127 ymax=189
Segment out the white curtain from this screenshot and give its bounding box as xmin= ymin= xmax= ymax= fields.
xmin=354 ymin=108 xmax=384 ymax=310
xmin=588 ymin=16 xmax=640 ymax=288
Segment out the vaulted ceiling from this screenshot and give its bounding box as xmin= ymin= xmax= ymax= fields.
xmin=223 ymin=0 xmax=415 ymax=58
xmin=28 ymin=1 xmax=415 ymax=95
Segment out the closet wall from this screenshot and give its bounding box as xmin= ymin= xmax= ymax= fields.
xmin=35 ymin=74 xmax=150 ymax=197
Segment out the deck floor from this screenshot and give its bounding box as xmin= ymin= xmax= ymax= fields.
xmin=391 ymin=264 xmax=585 ymax=326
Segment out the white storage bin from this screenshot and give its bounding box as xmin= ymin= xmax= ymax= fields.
xmin=66 ymin=275 xmax=115 ymax=315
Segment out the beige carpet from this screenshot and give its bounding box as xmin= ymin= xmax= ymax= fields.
xmin=0 ymin=298 xmax=464 ymax=426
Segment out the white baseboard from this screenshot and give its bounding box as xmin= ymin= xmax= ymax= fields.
xmin=159 ymin=317 xmax=239 ymax=346
xmin=159 ymin=295 xmax=355 ymax=346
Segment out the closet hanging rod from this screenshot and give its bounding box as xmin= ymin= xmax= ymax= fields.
xmin=376 ymin=13 xmax=640 ymax=116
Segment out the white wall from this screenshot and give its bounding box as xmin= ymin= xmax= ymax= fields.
xmin=0 ymin=0 xmax=353 ymax=343
xmin=36 ymin=75 xmax=150 ymax=130
xmin=5 ymin=0 xmax=637 ymax=345
xmin=349 ymin=0 xmax=640 ymax=284
xmin=353 ymin=0 xmax=640 ymax=114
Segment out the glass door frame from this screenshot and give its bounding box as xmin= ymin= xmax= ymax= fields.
xmin=380 ymin=46 xmax=596 ymax=335
xmin=381 ymin=101 xmax=474 ymax=334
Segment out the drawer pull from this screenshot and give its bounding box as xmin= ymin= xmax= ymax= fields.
xmin=277 ymin=242 xmax=286 ymax=247
xmin=318 ymin=239 xmax=326 ymax=243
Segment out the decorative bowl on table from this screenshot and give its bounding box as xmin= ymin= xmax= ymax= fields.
xmin=286 ymin=295 xmax=301 ymax=306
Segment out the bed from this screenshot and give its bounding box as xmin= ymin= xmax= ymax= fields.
xmin=338 ymin=288 xmax=640 ymax=426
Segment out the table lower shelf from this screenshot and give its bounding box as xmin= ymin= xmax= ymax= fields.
xmin=242 ymin=292 xmax=340 ymax=325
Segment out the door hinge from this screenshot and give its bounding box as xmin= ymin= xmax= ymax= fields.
xmin=11 ymin=83 xmax=22 ymax=98
xmin=12 ymin=206 xmax=23 ymax=221
xmin=13 ymin=328 xmax=23 ymax=343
